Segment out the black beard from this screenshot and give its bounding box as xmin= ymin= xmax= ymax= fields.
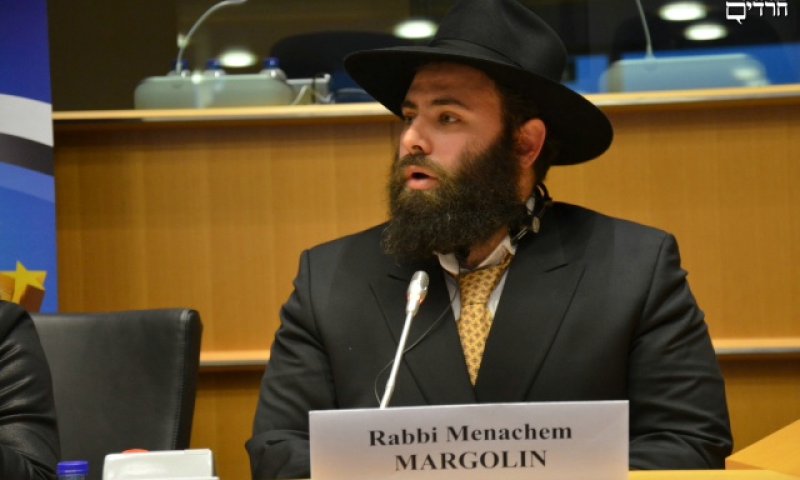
xmin=382 ymin=128 xmax=526 ymax=263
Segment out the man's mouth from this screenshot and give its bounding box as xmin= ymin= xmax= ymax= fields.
xmin=404 ymin=166 xmax=439 ymax=190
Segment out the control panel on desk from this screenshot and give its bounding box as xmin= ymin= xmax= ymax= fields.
xmin=134 ymin=73 xmax=331 ymax=109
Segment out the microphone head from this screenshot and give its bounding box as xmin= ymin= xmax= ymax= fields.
xmin=410 ymin=270 xmax=429 ymax=297
xmin=411 ymin=270 xmax=429 ymax=288
xmin=406 ymin=271 xmax=429 ymax=315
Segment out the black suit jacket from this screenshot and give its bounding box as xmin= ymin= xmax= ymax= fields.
xmin=0 ymin=301 xmax=60 ymax=480
xmin=247 ymin=203 xmax=732 ymax=479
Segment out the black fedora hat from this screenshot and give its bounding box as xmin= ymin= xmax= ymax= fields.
xmin=344 ymin=0 xmax=613 ymax=165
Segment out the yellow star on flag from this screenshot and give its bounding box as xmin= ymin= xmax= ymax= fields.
xmin=0 ymin=261 xmax=47 ymax=312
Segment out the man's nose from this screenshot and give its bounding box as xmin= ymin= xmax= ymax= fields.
xmin=400 ymin=123 xmax=431 ymax=156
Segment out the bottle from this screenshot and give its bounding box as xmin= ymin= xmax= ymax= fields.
xmin=57 ymin=460 xmax=89 ymax=480
xmin=261 ymin=56 xmax=287 ymax=82
xmin=201 ymin=58 xmax=226 ymax=106
xmin=252 ymin=56 xmax=294 ymax=105
xmin=203 ymin=58 xmax=225 ymax=78
xmin=168 ymin=59 xmax=191 ymax=77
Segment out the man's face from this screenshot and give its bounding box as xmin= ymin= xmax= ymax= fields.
xmin=397 ymin=62 xmax=505 ymax=186
xmin=382 ymin=63 xmax=527 ymax=262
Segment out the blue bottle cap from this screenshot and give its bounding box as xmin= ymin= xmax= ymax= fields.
xmin=205 ymin=58 xmax=222 ymax=70
xmin=171 ymin=59 xmax=190 ymax=72
xmin=57 ymin=460 xmax=89 ymax=475
xmin=264 ymin=56 xmax=281 ymax=69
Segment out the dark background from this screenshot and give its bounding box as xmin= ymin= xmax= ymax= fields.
xmin=48 ymin=0 xmax=800 ymax=111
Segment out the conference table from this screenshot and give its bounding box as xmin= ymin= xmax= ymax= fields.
xmin=629 ymin=471 xmax=798 ymax=479
xmin=290 ymin=473 xmax=798 ymax=480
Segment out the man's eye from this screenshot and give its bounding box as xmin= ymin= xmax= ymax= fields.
xmin=440 ymin=114 xmax=458 ymax=124
xmin=402 ymin=114 xmax=415 ymax=125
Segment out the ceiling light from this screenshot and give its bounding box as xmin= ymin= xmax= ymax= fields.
xmin=684 ymin=22 xmax=728 ymax=41
xmin=394 ymin=19 xmax=438 ymax=39
xmin=218 ymin=48 xmax=257 ymax=68
xmin=659 ymin=1 xmax=707 ymax=21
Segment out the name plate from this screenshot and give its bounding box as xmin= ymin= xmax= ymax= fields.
xmin=310 ymin=400 xmax=628 ymax=480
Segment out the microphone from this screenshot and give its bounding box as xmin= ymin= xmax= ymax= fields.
xmin=405 ymin=270 xmax=429 ymax=316
xmin=174 ymin=0 xmax=249 ymax=74
xmin=511 ymin=182 xmax=552 ymax=244
xmin=633 ymin=0 xmax=655 ymax=60
xmin=380 ymin=271 xmax=429 ymax=409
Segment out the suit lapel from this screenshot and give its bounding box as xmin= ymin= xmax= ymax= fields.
xmin=371 ymin=259 xmax=475 ymax=405
xmin=476 ymin=218 xmax=586 ymax=402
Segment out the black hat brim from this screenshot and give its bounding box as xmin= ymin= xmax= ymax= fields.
xmin=345 ymin=46 xmax=613 ymax=165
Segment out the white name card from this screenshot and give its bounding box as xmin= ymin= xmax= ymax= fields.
xmin=310 ymin=400 xmax=628 ymax=480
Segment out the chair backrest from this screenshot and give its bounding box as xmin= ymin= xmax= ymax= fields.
xmin=31 ymin=308 xmax=202 ymax=480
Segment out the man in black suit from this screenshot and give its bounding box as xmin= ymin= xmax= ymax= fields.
xmin=0 ymin=301 xmax=60 ymax=480
xmin=247 ymin=1 xmax=732 ymax=478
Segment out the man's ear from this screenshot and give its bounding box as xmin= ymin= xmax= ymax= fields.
xmin=516 ymin=118 xmax=547 ymax=170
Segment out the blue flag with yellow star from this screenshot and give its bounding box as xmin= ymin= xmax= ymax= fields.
xmin=0 ymin=0 xmax=58 ymax=312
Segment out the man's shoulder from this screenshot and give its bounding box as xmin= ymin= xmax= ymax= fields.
xmin=307 ymin=224 xmax=386 ymax=254
xmin=301 ymin=224 xmax=390 ymax=269
xmin=538 ymin=202 xmax=687 ymax=281
xmin=551 ymin=202 xmax=670 ymax=239
xmin=548 ymin=202 xmax=675 ymax=259
xmin=0 ymin=300 xmax=28 ymax=339
xmin=297 ymin=224 xmax=393 ymax=283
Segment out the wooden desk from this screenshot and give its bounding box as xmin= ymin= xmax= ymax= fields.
xmin=630 ymin=472 xmax=798 ymax=479
xmin=727 ymin=419 xmax=800 ymax=477
xmin=294 ymin=472 xmax=799 ymax=480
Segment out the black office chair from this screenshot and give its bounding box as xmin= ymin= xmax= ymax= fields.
xmin=31 ymin=308 xmax=203 ymax=480
xmin=270 ymin=31 xmax=416 ymax=103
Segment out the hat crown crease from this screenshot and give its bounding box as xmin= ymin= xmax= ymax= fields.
xmin=432 ymin=0 xmax=567 ymax=81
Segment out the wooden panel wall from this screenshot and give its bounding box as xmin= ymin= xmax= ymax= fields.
xmin=53 ymin=99 xmax=800 ymax=480
xmin=550 ymin=103 xmax=800 ymax=339
xmin=55 ymin=120 xmax=395 ymax=351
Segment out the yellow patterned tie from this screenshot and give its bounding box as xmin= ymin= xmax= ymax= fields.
xmin=457 ymin=254 xmax=513 ymax=385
